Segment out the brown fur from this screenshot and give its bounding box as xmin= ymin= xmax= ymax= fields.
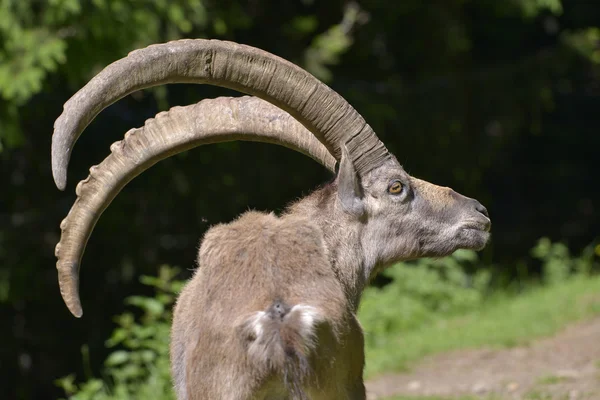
xmin=170 ymin=154 xmax=490 ymax=399
xmin=171 ymin=211 xmax=364 ymax=399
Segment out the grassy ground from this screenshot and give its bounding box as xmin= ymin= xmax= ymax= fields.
xmin=383 ymin=397 xmax=482 ymax=400
xmin=383 ymin=393 xmax=591 ymax=400
xmin=383 ymin=396 xmax=507 ymax=400
xmin=382 ymin=395 xmax=575 ymax=400
xmin=364 ymin=275 xmax=600 ymax=379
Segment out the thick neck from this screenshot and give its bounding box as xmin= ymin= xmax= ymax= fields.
xmin=284 ymin=183 xmax=373 ymax=311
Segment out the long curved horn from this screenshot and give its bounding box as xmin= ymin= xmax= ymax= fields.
xmin=56 ymin=96 xmax=336 ymax=317
xmin=52 ymin=39 xmax=390 ymax=190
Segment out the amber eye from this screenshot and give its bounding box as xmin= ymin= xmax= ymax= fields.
xmin=388 ymin=180 xmax=403 ymax=195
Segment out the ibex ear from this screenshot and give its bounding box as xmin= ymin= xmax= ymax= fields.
xmin=337 ymin=145 xmax=366 ymax=217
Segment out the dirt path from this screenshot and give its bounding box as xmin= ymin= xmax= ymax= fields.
xmin=365 ymin=317 xmax=600 ymax=399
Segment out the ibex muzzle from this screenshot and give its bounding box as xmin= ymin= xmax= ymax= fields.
xmin=405 ymin=177 xmax=491 ymax=256
xmin=51 ymin=40 xmax=491 ymax=399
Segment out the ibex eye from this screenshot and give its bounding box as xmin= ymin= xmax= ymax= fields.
xmin=388 ymin=180 xmax=403 ymax=194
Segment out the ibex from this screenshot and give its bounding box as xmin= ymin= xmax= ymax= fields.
xmin=52 ymin=40 xmax=491 ymax=399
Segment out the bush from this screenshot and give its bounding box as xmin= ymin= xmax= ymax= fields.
xmin=358 ymin=250 xmax=490 ymax=349
xmin=531 ymin=237 xmax=597 ymax=285
xmin=56 ymin=266 xmax=183 ymax=400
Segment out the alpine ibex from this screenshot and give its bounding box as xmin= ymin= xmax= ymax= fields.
xmin=52 ymin=40 xmax=491 ymax=399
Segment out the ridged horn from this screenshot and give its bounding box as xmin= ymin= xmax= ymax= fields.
xmin=56 ymin=96 xmax=336 ymax=317
xmin=52 ymin=39 xmax=390 ymax=190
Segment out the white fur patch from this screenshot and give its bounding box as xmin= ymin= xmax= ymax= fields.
xmin=289 ymin=304 xmax=321 ymax=339
xmin=245 ymin=305 xmax=322 ymax=344
xmin=248 ymin=311 xmax=267 ymax=338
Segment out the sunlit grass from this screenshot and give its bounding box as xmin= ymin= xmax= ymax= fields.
xmin=536 ymin=374 xmax=571 ymax=385
xmin=363 ymin=275 xmax=600 ymax=378
xmin=382 ymin=396 xmax=498 ymax=400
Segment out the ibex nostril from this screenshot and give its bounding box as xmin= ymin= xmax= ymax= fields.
xmin=475 ymin=202 xmax=489 ymax=218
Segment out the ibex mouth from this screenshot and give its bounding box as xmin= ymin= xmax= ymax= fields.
xmin=460 ymin=223 xmax=491 ymax=250
xmin=462 ymin=218 xmax=492 ymax=233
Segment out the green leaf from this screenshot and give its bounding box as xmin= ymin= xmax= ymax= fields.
xmin=105 ymin=350 xmax=129 ymax=366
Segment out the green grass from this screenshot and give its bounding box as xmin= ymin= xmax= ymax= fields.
xmin=382 ymin=397 xmax=474 ymax=400
xmin=382 ymin=396 xmax=499 ymax=400
xmin=536 ymin=374 xmax=571 ymax=385
xmin=364 ymin=275 xmax=600 ymax=378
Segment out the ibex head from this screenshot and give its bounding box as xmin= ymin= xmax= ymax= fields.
xmin=52 ymin=39 xmax=489 ymax=319
xmin=333 ymin=152 xmax=490 ymax=270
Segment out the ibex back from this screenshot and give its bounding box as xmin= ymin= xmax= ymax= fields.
xmin=51 ymin=40 xmax=491 ymax=399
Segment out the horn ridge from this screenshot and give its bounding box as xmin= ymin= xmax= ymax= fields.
xmin=52 ymin=39 xmax=389 ymax=190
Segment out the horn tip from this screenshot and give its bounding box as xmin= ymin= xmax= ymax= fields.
xmin=53 ymin=173 xmax=67 ymax=191
xmin=52 ymin=121 xmax=72 ymax=190
xmin=70 ymin=306 xmax=83 ymax=318
xmin=65 ymin=295 xmax=83 ymax=318
xmin=63 ymin=294 xmax=83 ymax=318
xmin=58 ymin=261 xmax=82 ymax=317
xmin=51 ymin=149 xmax=68 ymax=190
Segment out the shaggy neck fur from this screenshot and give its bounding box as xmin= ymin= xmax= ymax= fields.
xmin=285 ymin=182 xmax=372 ymax=311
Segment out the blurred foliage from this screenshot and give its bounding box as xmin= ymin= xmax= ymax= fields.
xmin=303 ymin=2 xmax=366 ymax=81
xmin=361 ymin=239 xmax=598 ymax=356
xmin=1 ymin=0 xmax=600 ymax=397
xmin=562 ymin=27 xmax=600 ymax=63
xmin=360 ymin=250 xmax=490 ymax=346
xmin=516 ymin=0 xmax=564 ymax=17
xmin=0 ymin=0 xmax=357 ymax=150
xmin=56 ymin=266 xmax=182 ymax=400
xmin=531 ymin=237 xmax=597 ymax=284
xmin=363 ymin=243 xmax=600 ymax=377
xmin=0 ymin=0 xmax=210 ymax=149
